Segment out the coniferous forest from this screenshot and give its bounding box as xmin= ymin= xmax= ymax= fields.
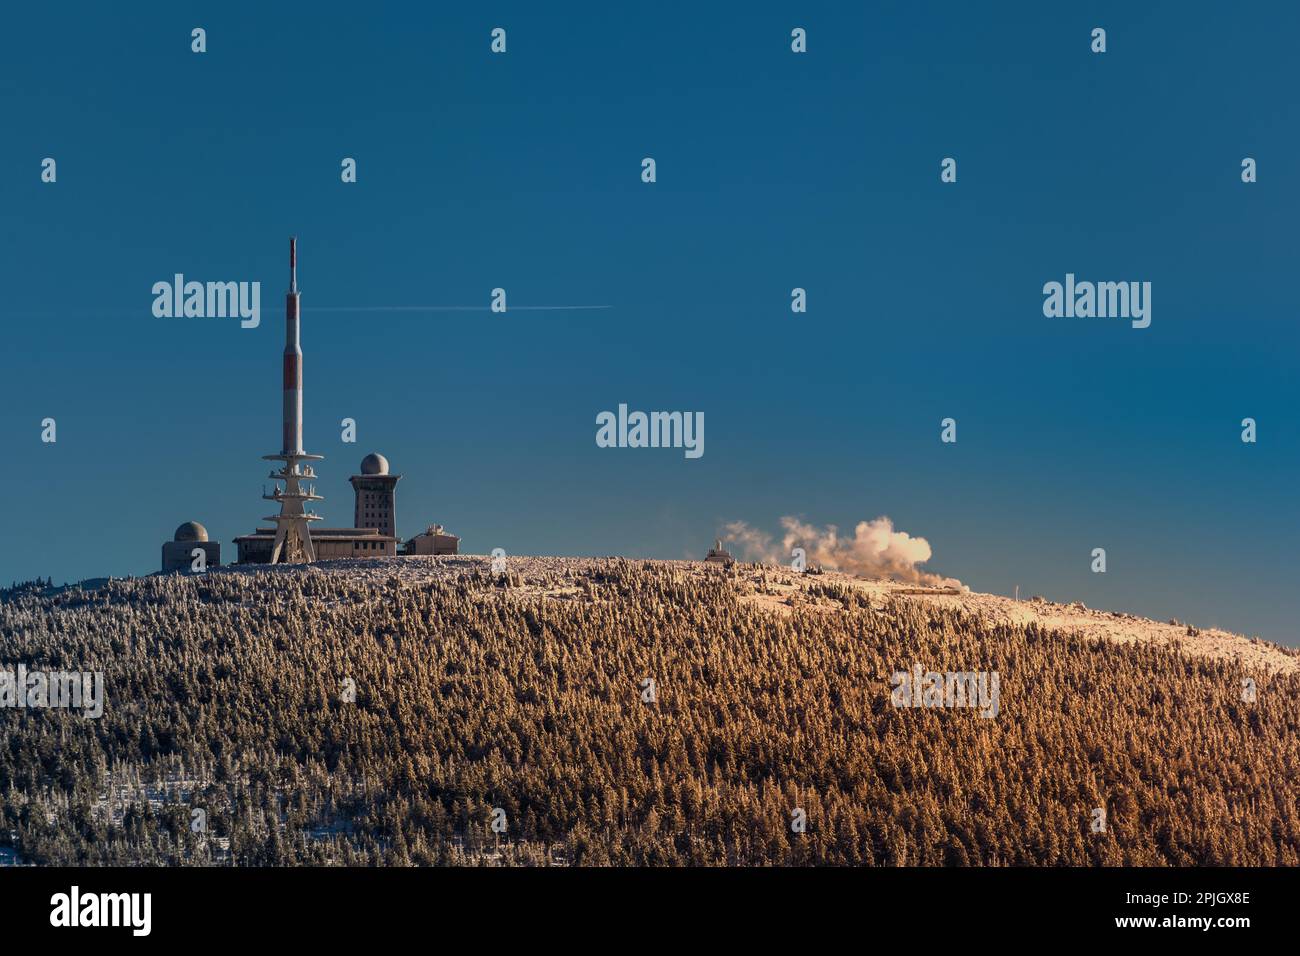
xmin=1 ymin=558 xmax=1296 ymax=866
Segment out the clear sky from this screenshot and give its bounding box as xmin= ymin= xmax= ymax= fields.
xmin=2 ymin=2 xmax=1296 ymax=643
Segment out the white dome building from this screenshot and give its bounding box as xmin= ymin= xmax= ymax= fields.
xmin=162 ymin=521 xmax=220 ymax=573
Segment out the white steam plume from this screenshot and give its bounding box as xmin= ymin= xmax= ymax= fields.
xmin=722 ymin=515 xmax=964 ymax=589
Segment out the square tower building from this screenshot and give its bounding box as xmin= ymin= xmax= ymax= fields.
xmin=350 ymin=452 xmax=400 ymax=540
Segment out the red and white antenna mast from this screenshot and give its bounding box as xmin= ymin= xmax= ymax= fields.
xmin=262 ymin=236 xmax=323 ymax=563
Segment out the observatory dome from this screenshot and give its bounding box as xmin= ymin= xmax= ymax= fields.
xmin=360 ymin=453 xmax=389 ymax=475
xmin=174 ymin=521 xmax=209 ymax=542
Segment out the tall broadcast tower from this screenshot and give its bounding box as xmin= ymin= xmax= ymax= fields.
xmin=262 ymin=237 xmax=323 ymax=563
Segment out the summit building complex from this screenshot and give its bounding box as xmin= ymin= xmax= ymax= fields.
xmin=163 ymin=238 xmax=459 ymax=571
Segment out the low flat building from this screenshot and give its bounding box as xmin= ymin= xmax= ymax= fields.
xmin=163 ymin=521 xmax=220 ymax=573
xmin=403 ymin=524 xmax=460 ymax=556
xmin=704 ymin=538 xmax=734 ymax=566
xmin=235 ymin=526 xmax=396 ymax=563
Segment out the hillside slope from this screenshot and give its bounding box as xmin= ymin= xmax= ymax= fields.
xmin=1 ymin=556 xmax=1297 ymax=866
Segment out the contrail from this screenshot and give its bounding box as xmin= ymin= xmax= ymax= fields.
xmin=309 ymin=305 xmax=613 ymax=313
xmin=9 ymin=304 xmax=613 ymax=317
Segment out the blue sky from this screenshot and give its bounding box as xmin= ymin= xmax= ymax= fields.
xmin=2 ymin=2 xmax=1296 ymax=643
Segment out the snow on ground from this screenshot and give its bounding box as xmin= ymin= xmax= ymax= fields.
xmin=729 ymin=564 xmax=1300 ymax=675
xmin=200 ymin=555 xmax=1300 ymax=675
